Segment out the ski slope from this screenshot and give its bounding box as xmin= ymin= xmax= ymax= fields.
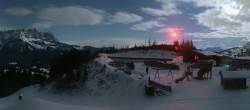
xmin=1 ymin=51 xmax=250 ymax=110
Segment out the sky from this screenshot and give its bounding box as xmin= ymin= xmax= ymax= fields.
xmin=0 ymin=0 xmax=250 ymax=49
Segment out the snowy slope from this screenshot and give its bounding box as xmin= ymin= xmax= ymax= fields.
xmin=1 ymin=54 xmax=250 ymax=110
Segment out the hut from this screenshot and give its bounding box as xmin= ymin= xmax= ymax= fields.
xmin=230 ymin=56 xmax=250 ymax=70
xmin=219 ymin=71 xmax=250 ymax=89
xmin=184 ymin=50 xmax=234 ymax=66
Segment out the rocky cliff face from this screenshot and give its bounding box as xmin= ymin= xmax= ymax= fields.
xmin=243 ymin=42 xmax=250 ymax=51
xmin=0 ymin=28 xmax=78 ymax=67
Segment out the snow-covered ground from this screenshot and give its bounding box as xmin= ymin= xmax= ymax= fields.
xmin=1 ymin=51 xmax=250 ymax=110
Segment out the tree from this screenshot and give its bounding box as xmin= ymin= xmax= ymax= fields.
xmin=83 ymin=66 xmax=88 ymax=81
xmin=185 ymin=40 xmax=191 ymax=49
xmin=126 ymin=62 xmax=135 ymax=69
xmin=152 ymin=39 xmax=157 ymax=46
xmin=190 ymin=40 xmax=196 ymax=50
xmin=190 ymin=40 xmax=193 ymax=48
xmin=125 ymin=45 xmax=130 ymax=49
xmin=148 ymin=38 xmax=151 ymax=46
xmin=134 ymin=43 xmax=137 ymax=49
xmin=174 ymin=40 xmax=179 ymax=48
xmin=49 ymin=49 xmax=93 ymax=79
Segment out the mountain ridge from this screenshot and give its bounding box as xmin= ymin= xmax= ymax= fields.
xmin=0 ymin=28 xmax=78 ymax=67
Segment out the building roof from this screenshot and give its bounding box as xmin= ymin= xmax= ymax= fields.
xmin=235 ymin=56 xmax=250 ymax=60
xmin=194 ymin=50 xmax=222 ymax=56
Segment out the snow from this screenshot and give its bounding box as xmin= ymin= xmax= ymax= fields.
xmin=222 ymin=47 xmax=247 ymax=57
xmin=31 ymin=66 xmax=37 ymax=69
xmin=195 ymin=50 xmax=222 ymax=56
xmin=40 ymin=68 xmax=49 ymax=73
xmin=20 ymin=32 xmax=46 ymax=50
xmin=9 ymin=62 xmax=18 ymax=65
xmin=20 ymin=31 xmax=47 ymax=50
xmin=235 ymin=56 xmax=250 ymax=60
xmin=222 ymin=70 xmax=250 ymax=78
xmin=28 ymin=46 xmax=33 ymax=51
xmin=1 ymin=50 xmax=250 ymax=110
xmin=43 ymin=41 xmax=54 ymax=45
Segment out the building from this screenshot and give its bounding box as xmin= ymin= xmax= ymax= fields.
xmin=183 ymin=50 xmax=234 ymax=66
xmin=230 ymin=56 xmax=250 ymax=70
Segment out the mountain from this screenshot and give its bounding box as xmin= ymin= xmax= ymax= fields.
xmin=220 ymin=47 xmax=247 ymax=57
xmin=0 ymin=28 xmax=78 ymax=51
xmin=243 ymin=42 xmax=250 ymax=51
xmin=205 ymin=47 xmax=223 ymax=52
xmin=220 ymin=42 xmax=250 ymax=57
xmin=0 ymin=28 xmax=78 ymax=67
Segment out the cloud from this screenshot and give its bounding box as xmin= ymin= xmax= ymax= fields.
xmin=178 ymin=0 xmax=250 ymax=45
xmin=184 ymin=31 xmax=250 ymax=49
xmin=131 ymin=18 xmax=165 ymax=31
xmin=192 ymin=37 xmax=248 ymax=49
xmin=65 ymin=37 xmax=144 ymax=47
xmin=32 ymin=21 xmax=54 ymax=29
xmin=142 ymin=0 xmax=182 ymax=16
xmin=34 ymin=6 xmax=142 ymax=28
xmin=140 ymin=0 xmax=250 ymax=48
xmin=5 ymin=7 xmax=32 ymax=16
xmin=38 ymin=6 xmax=105 ymax=26
xmin=180 ymin=0 xmax=218 ymax=7
xmin=191 ymin=39 xmax=205 ymax=42
xmin=157 ymin=27 xmax=184 ymax=33
xmin=110 ymin=12 xmax=142 ymax=24
xmin=195 ymin=9 xmax=242 ymax=31
xmin=0 ymin=26 xmax=14 ymax=31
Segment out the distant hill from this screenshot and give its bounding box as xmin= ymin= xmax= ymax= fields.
xmin=219 ymin=42 xmax=250 ymax=57
xmin=205 ymin=47 xmax=223 ymax=52
xmin=220 ymin=47 xmax=247 ymax=57
xmin=243 ymin=42 xmax=250 ymax=51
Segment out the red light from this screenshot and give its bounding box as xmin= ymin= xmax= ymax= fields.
xmin=161 ymin=27 xmax=182 ymax=41
xmin=175 ymin=46 xmax=178 ymax=50
xmin=194 ymin=55 xmax=199 ymax=60
xmin=172 ymin=32 xmax=177 ymax=37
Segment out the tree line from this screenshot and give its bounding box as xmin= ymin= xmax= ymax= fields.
xmin=0 ymin=65 xmax=47 ymax=98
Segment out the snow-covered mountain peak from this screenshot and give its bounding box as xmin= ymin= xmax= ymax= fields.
xmin=0 ymin=28 xmax=73 ymax=50
xmin=221 ymin=47 xmax=247 ymax=57
xmin=19 ymin=30 xmax=58 ymax=50
xmin=0 ymin=28 xmax=78 ymax=67
xmin=243 ymin=42 xmax=250 ymax=51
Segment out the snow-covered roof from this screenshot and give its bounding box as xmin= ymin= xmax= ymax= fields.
xmin=195 ymin=50 xmax=222 ymax=56
xmin=222 ymin=70 xmax=250 ymax=78
xmin=235 ymin=56 xmax=250 ymax=60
